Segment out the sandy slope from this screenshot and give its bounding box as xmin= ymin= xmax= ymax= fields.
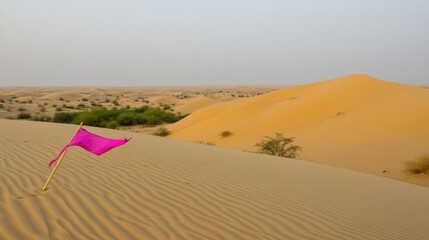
xmin=1 ymin=120 xmax=429 ymax=239
xmin=168 ymin=74 xmax=429 ymax=185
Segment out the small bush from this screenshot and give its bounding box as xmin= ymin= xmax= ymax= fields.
xmin=117 ymin=112 xmax=138 ymax=126
xmin=32 ymin=114 xmax=51 ymax=122
xmin=63 ymin=104 xmax=75 ymax=109
xmin=106 ymin=120 xmax=119 ymax=129
xmin=77 ymin=103 xmax=86 ymax=109
xmin=153 ymin=127 xmax=170 ymax=136
xmin=81 ymin=98 xmax=88 ymax=101
xmin=220 ymin=131 xmax=233 ymax=138
xmin=162 ymin=104 xmax=171 ymax=110
xmin=17 ymin=112 xmax=31 ymax=119
xmin=255 ymin=133 xmax=302 ymax=158
xmin=0 ymin=104 xmax=4 ymax=109
xmin=53 ymin=112 xmax=76 ymax=123
xmin=405 ymin=155 xmax=429 ymax=175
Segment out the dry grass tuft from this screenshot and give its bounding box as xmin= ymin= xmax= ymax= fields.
xmin=405 ymin=155 xmax=429 ymax=175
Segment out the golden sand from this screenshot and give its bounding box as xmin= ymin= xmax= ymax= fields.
xmin=168 ymin=74 xmax=429 ymax=186
xmin=1 ymin=120 xmax=429 ymax=239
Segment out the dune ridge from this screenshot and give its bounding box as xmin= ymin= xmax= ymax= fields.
xmin=1 ymin=120 xmax=429 ymax=239
xmin=168 ymin=74 xmax=429 ymax=185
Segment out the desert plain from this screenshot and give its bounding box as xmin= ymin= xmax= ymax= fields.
xmin=1 ymin=74 xmax=429 ymax=239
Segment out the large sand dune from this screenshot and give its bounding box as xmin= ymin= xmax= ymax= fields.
xmin=168 ymin=74 xmax=429 ymax=185
xmin=1 ymin=120 xmax=429 ymax=239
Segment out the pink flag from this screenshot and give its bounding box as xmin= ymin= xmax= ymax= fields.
xmin=49 ymin=128 xmax=130 ymax=167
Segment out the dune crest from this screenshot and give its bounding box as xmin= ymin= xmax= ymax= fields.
xmin=168 ymin=74 xmax=429 ymax=185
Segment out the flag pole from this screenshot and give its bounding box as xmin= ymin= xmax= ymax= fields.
xmin=41 ymin=122 xmax=83 ymax=191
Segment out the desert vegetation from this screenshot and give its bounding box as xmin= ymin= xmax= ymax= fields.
xmin=153 ymin=127 xmax=170 ymax=136
xmin=10 ymin=106 xmax=184 ymax=129
xmin=405 ymin=155 xmax=429 ymax=175
xmin=255 ymin=133 xmax=302 ymax=159
xmin=220 ymin=130 xmax=233 ymax=138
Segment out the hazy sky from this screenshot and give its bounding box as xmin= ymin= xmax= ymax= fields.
xmin=0 ymin=0 xmax=428 ymax=86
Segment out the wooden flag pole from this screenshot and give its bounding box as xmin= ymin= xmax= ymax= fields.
xmin=41 ymin=122 xmax=83 ymax=191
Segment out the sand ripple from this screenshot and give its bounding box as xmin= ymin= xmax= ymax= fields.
xmin=1 ymin=120 xmax=429 ymax=239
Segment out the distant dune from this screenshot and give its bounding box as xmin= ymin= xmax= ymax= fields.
xmin=0 ymin=86 xmax=275 ymax=119
xmin=1 ymin=120 xmax=429 ymax=239
xmin=168 ymin=74 xmax=429 ymax=185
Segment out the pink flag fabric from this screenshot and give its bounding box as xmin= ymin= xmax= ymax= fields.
xmin=49 ymin=128 xmax=130 ymax=167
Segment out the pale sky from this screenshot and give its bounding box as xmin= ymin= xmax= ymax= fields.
xmin=0 ymin=0 xmax=428 ymax=86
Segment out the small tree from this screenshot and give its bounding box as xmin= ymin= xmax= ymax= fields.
xmin=255 ymin=133 xmax=301 ymax=158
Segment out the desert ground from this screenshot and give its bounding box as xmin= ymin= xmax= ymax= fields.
xmin=1 ymin=120 xmax=429 ymax=239
xmin=0 ymin=86 xmax=275 ymax=119
xmin=1 ymin=74 xmax=429 ymax=238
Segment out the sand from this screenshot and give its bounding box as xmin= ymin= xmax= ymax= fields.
xmin=168 ymin=74 xmax=429 ymax=186
xmin=0 ymin=86 xmax=275 ymax=119
xmin=1 ymin=120 xmax=429 ymax=239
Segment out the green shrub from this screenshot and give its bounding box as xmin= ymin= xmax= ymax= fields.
xmin=162 ymin=104 xmax=171 ymax=110
xmin=135 ymin=105 xmax=150 ymax=113
xmin=405 ymin=155 xmax=429 ymax=175
xmin=53 ymin=112 xmax=76 ymax=123
xmin=73 ymin=107 xmax=113 ymax=127
xmin=24 ymin=105 xmax=182 ymax=128
xmin=220 ymin=131 xmax=233 ymax=138
xmin=32 ymin=114 xmax=52 ymax=122
xmin=153 ymin=127 xmax=170 ymax=136
xmin=117 ymin=112 xmax=138 ymax=126
xmin=106 ymin=120 xmax=119 ymax=129
xmin=255 ymin=133 xmax=302 ymax=158
xmin=77 ymin=103 xmax=86 ymax=109
xmin=17 ymin=112 xmax=31 ymax=119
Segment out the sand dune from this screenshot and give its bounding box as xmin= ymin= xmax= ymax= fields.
xmin=168 ymin=74 xmax=429 ymax=185
xmin=174 ymin=96 xmax=217 ymax=114
xmin=0 ymin=86 xmax=275 ymax=120
xmin=1 ymin=120 xmax=429 ymax=239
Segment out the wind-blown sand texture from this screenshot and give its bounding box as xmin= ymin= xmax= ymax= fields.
xmin=168 ymin=74 xmax=429 ymax=186
xmin=1 ymin=120 xmax=429 ymax=239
